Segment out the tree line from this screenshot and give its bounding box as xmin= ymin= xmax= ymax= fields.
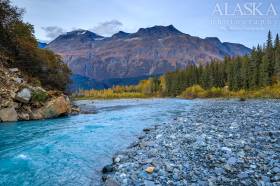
xmin=160 ymin=31 xmax=280 ymax=96
xmin=0 ymin=0 xmax=71 ymax=91
xmin=78 ymin=31 xmax=280 ymax=98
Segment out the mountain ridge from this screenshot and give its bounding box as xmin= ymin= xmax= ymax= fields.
xmin=47 ymin=25 xmax=251 ymax=90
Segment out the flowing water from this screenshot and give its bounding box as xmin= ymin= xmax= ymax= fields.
xmin=0 ymin=98 xmax=194 ymax=186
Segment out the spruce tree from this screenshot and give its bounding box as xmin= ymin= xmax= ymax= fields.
xmin=227 ymin=61 xmax=235 ymax=90
xmin=144 ymin=32 xmax=279 ymax=96
xmin=201 ymin=64 xmax=210 ymax=89
xmin=275 ymin=34 xmax=280 ymax=48
xmin=248 ymin=48 xmax=258 ymax=89
xmin=266 ymin=31 xmax=274 ymax=83
xmin=241 ymin=56 xmax=249 ymax=89
xmin=274 ymin=34 xmax=280 ymax=81
xmin=259 ymin=56 xmax=270 ymax=87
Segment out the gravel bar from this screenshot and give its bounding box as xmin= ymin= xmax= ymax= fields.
xmin=102 ymin=100 xmax=280 ymax=186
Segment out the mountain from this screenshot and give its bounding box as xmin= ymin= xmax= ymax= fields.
xmin=112 ymin=31 xmax=130 ymax=39
xmin=47 ymin=25 xmax=251 ymax=89
xmin=38 ymin=42 xmax=47 ymax=48
xmin=69 ymin=74 xmax=107 ymax=92
xmin=69 ymin=74 xmax=159 ymax=92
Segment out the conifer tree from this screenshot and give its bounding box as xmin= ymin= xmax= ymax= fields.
xmin=266 ymin=31 xmax=274 ymax=83
xmin=241 ymin=56 xmax=249 ymax=89
xmin=259 ymin=56 xmax=270 ymax=87
xmin=275 ymin=33 xmax=280 ymax=48
xmin=248 ymin=48 xmax=258 ymax=89
xmin=274 ymin=34 xmax=280 ymax=81
xmin=132 ymin=31 xmax=279 ymax=96
xmin=201 ymin=64 xmax=210 ymax=88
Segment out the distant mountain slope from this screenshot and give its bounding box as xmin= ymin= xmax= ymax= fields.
xmin=69 ymin=74 xmax=107 ymax=92
xmin=47 ymin=25 xmax=251 ymax=87
xmin=38 ymin=42 xmax=47 ymax=48
xmin=69 ymin=74 xmax=159 ymax=92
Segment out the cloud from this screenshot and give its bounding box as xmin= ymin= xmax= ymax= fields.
xmin=41 ymin=26 xmax=65 ymax=40
xmin=91 ymin=20 xmax=123 ymax=36
xmin=41 ymin=20 xmax=123 ymax=40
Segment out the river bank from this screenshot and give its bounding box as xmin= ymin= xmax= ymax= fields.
xmin=74 ymin=88 xmax=280 ymax=101
xmin=0 ymin=66 xmax=77 ymax=122
xmin=0 ymin=99 xmax=193 ymax=186
xmin=103 ymin=100 xmax=280 ymax=185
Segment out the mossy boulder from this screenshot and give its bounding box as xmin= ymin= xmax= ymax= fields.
xmin=31 ymin=88 xmax=49 ymax=103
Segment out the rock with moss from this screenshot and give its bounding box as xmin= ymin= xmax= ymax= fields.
xmin=0 ymin=66 xmax=77 ymax=123
xmin=31 ymin=88 xmax=49 ymax=103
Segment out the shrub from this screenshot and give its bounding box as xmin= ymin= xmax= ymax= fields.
xmin=231 ymin=89 xmax=246 ymax=98
xmin=206 ymin=87 xmax=224 ymax=98
xmin=180 ymin=85 xmax=206 ymax=99
xmin=31 ymin=90 xmax=48 ymax=102
xmin=76 ymin=88 xmax=148 ymax=99
xmin=253 ymin=84 xmax=280 ymax=99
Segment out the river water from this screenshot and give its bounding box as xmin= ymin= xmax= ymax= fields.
xmin=0 ymin=98 xmax=194 ymax=186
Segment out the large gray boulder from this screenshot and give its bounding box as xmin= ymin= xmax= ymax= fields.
xmin=15 ymin=88 xmax=32 ymax=103
xmin=0 ymin=106 xmax=18 ymax=122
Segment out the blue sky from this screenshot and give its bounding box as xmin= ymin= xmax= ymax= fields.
xmin=11 ymin=0 xmax=280 ymax=48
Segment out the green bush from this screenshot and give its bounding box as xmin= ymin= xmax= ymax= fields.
xmin=32 ymin=90 xmax=48 ymax=102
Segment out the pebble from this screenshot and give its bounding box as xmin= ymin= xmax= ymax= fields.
xmin=214 ymin=168 xmax=225 ymax=175
xmin=113 ymin=156 xmax=121 ymax=163
xmin=102 ymin=100 xmax=280 ymax=185
xmin=144 ymin=180 xmax=156 ymax=186
xmin=145 ymin=166 xmax=155 ymax=174
xmin=102 ymin=165 xmax=114 ymax=173
xmin=272 ymin=167 xmax=280 ymax=174
xmin=238 ymin=172 xmax=248 ymax=179
xmin=104 ymin=178 xmax=120 ymax=186
xmin=227 ymin=157 xmax=237 ymax=165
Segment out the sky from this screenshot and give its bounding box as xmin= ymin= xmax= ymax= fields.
xmin=11 ymin=0 xmax=280 ymax=48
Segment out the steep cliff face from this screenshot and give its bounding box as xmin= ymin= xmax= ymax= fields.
xmin=47 ymin=25 xmax=251 ymax=82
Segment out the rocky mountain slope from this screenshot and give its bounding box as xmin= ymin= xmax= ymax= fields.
xmin=47 ymin=25 xmax=251 ymax=89
xmin=0 ymin=65 xmax=78 ymax=122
